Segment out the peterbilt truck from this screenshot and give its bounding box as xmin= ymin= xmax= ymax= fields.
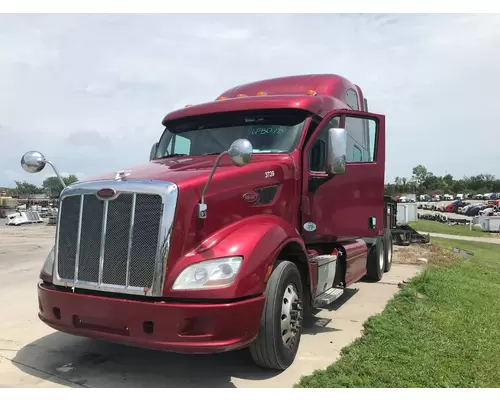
xmin=21 ymin=73 xmax=393 ymax=370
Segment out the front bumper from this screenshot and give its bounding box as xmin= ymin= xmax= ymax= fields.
xmin=37 ymin=282 xmax=265 ymax=354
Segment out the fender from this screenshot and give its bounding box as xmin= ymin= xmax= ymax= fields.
xmin=162 ymin=214 xmax=307 ymax=300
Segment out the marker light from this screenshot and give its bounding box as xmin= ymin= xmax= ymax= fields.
xmin=306 ymin=89 xmax=317 ymax=96
xmin=216 ymin=96 xmax=228 ymax=100
xmin=256 ymin=91 xmax=267 ymax=96
xmin=236 ymin=93 xmax=246 ymax=98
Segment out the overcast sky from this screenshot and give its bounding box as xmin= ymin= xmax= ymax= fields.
xmin=1 ymin=13 xmax=499 ymax=187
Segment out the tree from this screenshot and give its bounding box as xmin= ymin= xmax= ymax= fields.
xmin=43 ymin=174 xmax=79 ymax=198
xmin=13 ymin=181 xmax=44 ymax=196
xmin=412 ymin=165 xmax=430 ymax=192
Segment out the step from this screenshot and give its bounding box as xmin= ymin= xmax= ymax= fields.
xmin=313 ymin=287 xmax=344 ymax=308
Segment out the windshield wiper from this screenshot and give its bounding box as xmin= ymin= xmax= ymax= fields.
xmin=158 ymin=153 xmax=188 ymax=159
xmin=202 ymin=152 xmax=221 ymax=155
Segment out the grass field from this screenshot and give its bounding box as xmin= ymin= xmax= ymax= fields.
xmin=296 ymin=238 xmax=500 ymax=388
xmin=409 ymin=220 xmax=491 ymax=237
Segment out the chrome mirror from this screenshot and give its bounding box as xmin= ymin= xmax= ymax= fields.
xmin=21 ymin=151 xmax=47 ymax=173
xmin=228 ymin=138 xmax=253 ymax=167
xmin=326 ymin=128 xmax=347 ymax=175
xmin=20 ymin=150 xmax=67 ymax=188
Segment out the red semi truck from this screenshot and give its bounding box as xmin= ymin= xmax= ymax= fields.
xmin=21 ymin=73 xmax=393 ymax=370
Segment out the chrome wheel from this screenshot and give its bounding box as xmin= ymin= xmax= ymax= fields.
xmin=280 ymin=283 xmax=303 ymax=349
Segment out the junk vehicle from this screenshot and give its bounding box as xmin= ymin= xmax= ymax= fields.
xmin=21 ymin=73 xmax=395 ymax=370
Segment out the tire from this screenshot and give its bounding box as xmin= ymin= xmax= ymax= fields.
xmin=249 ymin=260 xmax=304 ymax=370
xmin=365 ymin=236 xmax=385 ymax=281
xmin=384 ymin=230 xmax=393 ymax=273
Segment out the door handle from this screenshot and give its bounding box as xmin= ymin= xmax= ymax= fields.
xmin=368 ymin=216 xmax=377 ymax=230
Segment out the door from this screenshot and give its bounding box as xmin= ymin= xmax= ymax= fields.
xmin=301 ymin=110 xmax=386 ymax=243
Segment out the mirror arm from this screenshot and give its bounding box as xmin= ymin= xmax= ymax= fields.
xmin=201 ymin=151 xmax=228 ymax=205
xmin=197 ymin=151 xmax=229 ymax=219
xmin=46 ymin=160 xmax=67 ymax=189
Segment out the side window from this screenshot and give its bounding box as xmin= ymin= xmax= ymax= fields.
xmin=344 ymin=116 xmax=377 ymax=163
xmin=367 ymin=119 xmax=376 ymax=161
xmin=346 ymin=89 xmax=359 ymax=111
xmin=309 ymin=117 xmax=340 ymax=172
xmin=352 ymin=145 xmax=363 ymax=162
xmin=174 ymin=136 xmax=191 ymax=155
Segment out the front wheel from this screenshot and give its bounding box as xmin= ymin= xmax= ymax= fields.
xmin=249 ymin=260 xmax=304 ymax=370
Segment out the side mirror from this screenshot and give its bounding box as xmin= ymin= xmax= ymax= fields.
xmin=228 ymin=138 xmax=253 ymax=167
xmin=326 ymin=128 xmax=347 ymax=175
xmin=198 ymin=138 xmax=253 ymax=219
xmin=20 ymin=150 xmax=67 ymax=189
xmin=149 ymin=142 xmax=158 ymax=161
xmin=21 ymin=151 xmax=47 ymax=173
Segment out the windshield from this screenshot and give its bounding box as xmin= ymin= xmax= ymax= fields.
xmin=154 ymin=109 xmax=309 ymax=158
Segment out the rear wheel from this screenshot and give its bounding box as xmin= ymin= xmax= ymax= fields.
xmin=249 ymin=260 xmax=304 ymax=370
xmin=366 ymin=236 xmax=385 ymax=281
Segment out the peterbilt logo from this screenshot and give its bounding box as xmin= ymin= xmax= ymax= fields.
xmin=242 ymin=192 xmax=259 ymax=203
xmin=96 ymin=188 xmax=117 ymax=200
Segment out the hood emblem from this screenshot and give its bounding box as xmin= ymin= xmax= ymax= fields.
xmin=115 ymin=170 xmax=131 ymax=181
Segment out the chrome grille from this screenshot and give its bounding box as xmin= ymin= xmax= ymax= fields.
xmin=54 ymin=180 xmax=178 ymax=297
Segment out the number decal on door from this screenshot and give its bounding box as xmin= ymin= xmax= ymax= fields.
xmin=265 ymin=170 xmax=275 ymax=178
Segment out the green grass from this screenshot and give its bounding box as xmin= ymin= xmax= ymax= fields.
xmin=296 ymin=238 xmax=500 ymax=388
xmin=409 ymin=220 xmax=491 ymax=237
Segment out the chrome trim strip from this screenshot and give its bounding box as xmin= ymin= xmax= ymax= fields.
xmin=52 ymin=179 xmax=179 ymax=297
xmin=74 ymin=194 xmax=84 ymax=283
xmin=98 ymin=200 xmax=109 ymax=285
xmin=126 ymin=193 xmax=136 ymax=288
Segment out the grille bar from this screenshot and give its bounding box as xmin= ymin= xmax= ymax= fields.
xmin=54 ymin=180 xmax=177 ymax=297
xmin=74 ymin=196 xmax=84 ymax=282
xmin=126 ymin=193 xmax=136 ymax=288
xmin=98 ymin=200 xmax=109 ymax=285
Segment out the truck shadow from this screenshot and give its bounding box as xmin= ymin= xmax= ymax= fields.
xmin=12 ymin=334 xmax=270 ymax=388
xmin=11 ymin=288 xmax=359 ymax=388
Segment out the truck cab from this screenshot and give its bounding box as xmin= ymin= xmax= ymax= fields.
xmin=21 ymin=74 xmax=391 ymax=371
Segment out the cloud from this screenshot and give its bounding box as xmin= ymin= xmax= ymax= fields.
xmin=66 ymin=130 xmax=111 ymax=147
xmin=1 ymin=13 xmax=499 ymax=187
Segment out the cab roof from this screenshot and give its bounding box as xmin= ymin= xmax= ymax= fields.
xmin=162 ymin=74 xmax=357 ymax=125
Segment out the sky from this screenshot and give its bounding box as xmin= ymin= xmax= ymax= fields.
xmin=1 ymin=13 xmax=500 ymax=187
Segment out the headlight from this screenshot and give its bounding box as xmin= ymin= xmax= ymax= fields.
xmin=41 ymin=246 xmax=55 ymax=276
xmin=172 ymin=256 xmax=243 ymax=291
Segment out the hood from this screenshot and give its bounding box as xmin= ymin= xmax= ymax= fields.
xmin=79 ymin=154 xmax=292 ymax=188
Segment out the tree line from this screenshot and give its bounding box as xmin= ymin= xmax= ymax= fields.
xmin=385 ymin=165 xmax=500 ymax=196
xmin=4 ymin=175 xmax=79 ymax=198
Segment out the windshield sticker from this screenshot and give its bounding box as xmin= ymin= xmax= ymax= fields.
xmin=248 ymin=126 xmax=285 ymax=136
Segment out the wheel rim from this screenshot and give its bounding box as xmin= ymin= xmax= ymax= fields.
xmin=280 ymin=283 xmax=302 ymax=349
xmin=379 ymin=242 xmax=385 ymax=271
